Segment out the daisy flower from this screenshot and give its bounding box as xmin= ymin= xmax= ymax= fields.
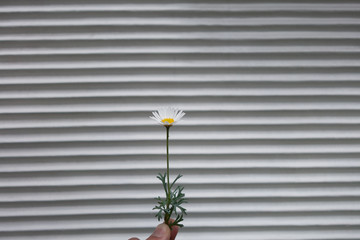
xmin=150 ymin=107 xmax=186 ymax=127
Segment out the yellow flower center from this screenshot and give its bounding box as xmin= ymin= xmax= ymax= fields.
xmin=161 ymin=118 xmax=175 ymax=125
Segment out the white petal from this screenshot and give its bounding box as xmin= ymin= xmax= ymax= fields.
xmin=149 ymin=116 xmax=161 ymax=124
xmin=158 ymin=108 xmax=166 ymax=119
xmin=153 ymin=111 xmax=162 ymax=121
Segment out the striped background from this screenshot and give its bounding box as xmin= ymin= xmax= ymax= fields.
xmin=0 ymin=0 xmax=360 ymax=239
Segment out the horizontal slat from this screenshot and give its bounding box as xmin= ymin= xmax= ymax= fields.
xmin=1 ymin=38 xmax=359 ymax=55
xmin=1 ymin=61 xmax=360 ymax=70
xmin=0 ymin=11 xmax=359 ymax=21
xmin=1 ymin=17 xmax=360 ymax=28
xmin=2 ymin=125 xmax=360 ymax=143
xmin=1 ymin=96 xmax=360 ymax=113
xmin=0 ymin=167 xmax=359 ymax=187
xmin=1 ymin=199 xmax=360 ymax=217
xmin=1 ymin=46 xmax=360 ymax=56
xmin=1 ymin=68 xmax=359 ymax=80
xmin=1 ymin=139 xmax=360 ymax=157
xmin=3 ymin=52 xmax=360 ymax=61
xmin=1 ymin=154 xmax=360 ymax=172
xmin=1 ymin=32 xmax=360 ymax=41
xmin=1 ymin=185 xmax=359 ymax=202
xmin=1 ymin=74 xmax=360 ymax=84
xmin=0 ymin=214 xmax=359 ymax=232
xmin=1 ymin=3 xmax=360 ymax=13
xmin=1 ymin=113 xmax=360 ymax=129
xmin=2 ymin=81 xmax=360 ymax=98
xmin=1 ymin=229 xmax=360 ymax=240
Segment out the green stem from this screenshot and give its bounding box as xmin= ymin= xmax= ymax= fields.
xmin=165 ymin=126 xmax=171 ymax=224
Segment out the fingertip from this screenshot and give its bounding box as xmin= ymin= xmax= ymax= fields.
xmin=147 ymin=223 xmax=171 ymax=240
xmin=168 ymin=219 xmax=179 ymax=240
xmin=170 ymin=225 xmax=179 ymax=240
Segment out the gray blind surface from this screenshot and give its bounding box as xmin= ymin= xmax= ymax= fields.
xmin=1 ymin=0 xmax=360 ymax=239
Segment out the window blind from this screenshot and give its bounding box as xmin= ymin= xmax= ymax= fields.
xmin=0 ymin=0 xmax=360 ymax=239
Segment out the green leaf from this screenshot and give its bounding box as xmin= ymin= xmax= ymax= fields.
xmin=170 ymin=174 xmax=183 ymax=189
xmin=156 ymin=173 xmax=168 ymax=196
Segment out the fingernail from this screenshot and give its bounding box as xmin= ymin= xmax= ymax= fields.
xmin=152 ymin=224 xmax=168 ymax=237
